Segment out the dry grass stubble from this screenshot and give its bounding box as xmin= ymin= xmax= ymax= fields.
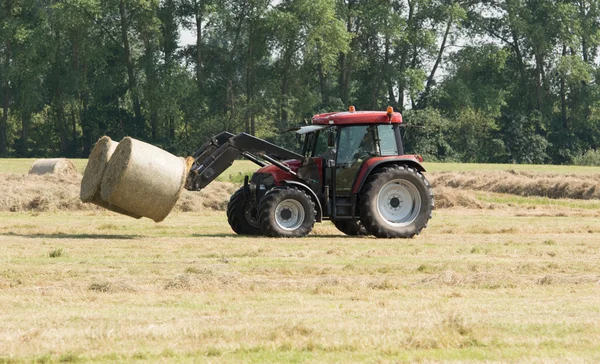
xmin=1 ymin=207 xmax=600 ymax=361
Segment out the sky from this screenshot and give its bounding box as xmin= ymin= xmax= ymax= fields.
xmin=179 ymin=27 xmax=195 ymax=46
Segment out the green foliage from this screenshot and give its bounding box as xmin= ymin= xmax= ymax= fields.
xmin=502 ymin=113 xmax=549 ymax=164
xmin=452 ymin=108 xmax=506 ymax=163
xmin=403 ymin=108 xmax=455 ymax=162
xmin=573 ymin=149 xmax=600 ymax=166
xmin=0 ymin=0 xmax=597 ymax=165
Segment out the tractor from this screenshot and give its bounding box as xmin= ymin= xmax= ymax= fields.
xmin=186 ymin=107 xmax=434 ymax=238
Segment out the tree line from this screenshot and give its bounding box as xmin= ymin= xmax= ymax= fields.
xmin=1 ymin=0 xmax=600 ymax=164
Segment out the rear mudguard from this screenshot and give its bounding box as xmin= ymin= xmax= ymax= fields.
xmin=352 ymin=156 xmax=426 ymax=194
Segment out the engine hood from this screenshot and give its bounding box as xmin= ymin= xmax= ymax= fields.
xmin=255 ymin=159 xmax=303 ymax=175
xmin=253 ymin=159 xmax=303 ymax=185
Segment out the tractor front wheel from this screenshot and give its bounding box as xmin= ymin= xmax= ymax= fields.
xmin=258 ymin=187 xmax=316 ymax=237
xmin=227 ymin=187 xmax=261 ymax=235
xmin=359 ymin=165 xmax=433 ymax=238
xmin=331 ymin=219 xmax=368 ymax=236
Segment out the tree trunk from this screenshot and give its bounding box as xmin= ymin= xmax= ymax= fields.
xmin=226 ymin=7 xmax=246 ymax=122
xmin=71 ymin=105 xmax=78 ymax=154
xmin=318 ymin=61 xmax=326 ymax=106
xmin=397 ymin=0 xmax=415 ymax=112
xmin=560 ymin=44 xmax=568 ymax=130
xmin=245 ymin=24 xmax=254 ymax=134
xmin=510 ymin=29 xmax=527 ymax=92
xmin=0 ymin=72 xmax=9 ymax=156
xmin=143 ymin=33 xmax=159 ymax=141
xmin=338 ymin=1 xmax=358 ymax=107
xmin=56 ymin=100 xmax=68 ymax=155
xmin=81 ymin=89 xmax=91 ymax=156
xmin=419 ymin=17 xmax=452 ymax=109
xmin=534 ymin=48 xmax=543 ymax=111
xmin=19 ymin=111 xmax=30 ymax=156
xmin=195 ymin=0 xmax=203 ymax=92
xmin=119 ymin=0 xmax=144 ymax=136
xmin=0 ymin=37 xmax=10 ymax=155
xmin=385 ymin=34 xmax=396 ymax=109
xmin=338 ymin=52 xmax=347 ymax=105
xmin=280 ymin=44 xmax=294 ymax=130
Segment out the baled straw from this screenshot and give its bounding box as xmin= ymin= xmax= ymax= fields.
xmin=29 ymin=158 xmax=77 ymax=175
xmin=101 ymin=137 xmax=187 ymax=222
xmin=81 ymin=136 xmax=118 ymax=202
xmin=80 ymin=136 xmax=141 ymax=218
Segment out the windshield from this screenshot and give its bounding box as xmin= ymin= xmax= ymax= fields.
xmin=336 ymin=125 xmax=377 ymax=167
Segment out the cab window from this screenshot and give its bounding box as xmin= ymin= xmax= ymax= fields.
xmin=336 ymin=125 xmax=377 ymax=166
xmin=313 ymin=131 xmax=329 ymax=156
xmin=377 ymin=125 xmax=398 ymax=155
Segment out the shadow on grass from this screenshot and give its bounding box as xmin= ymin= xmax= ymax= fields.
xmin=1 ymin=232 xmax=140 ymax=240
xmin=190 ymin=233 xmax=353 ymax=239
xmin=191 ymin=233 xmax=246 ymax=238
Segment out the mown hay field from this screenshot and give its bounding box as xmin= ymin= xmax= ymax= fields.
xmin=1 ymin=159 xmax=600 ymax=362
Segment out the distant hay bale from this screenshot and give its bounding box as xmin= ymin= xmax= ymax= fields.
xmin=100 ymin=137 xmax=187 ymax=222
xmin=80 ymin=136 xmax=141 ymax=219
xmin=29 ymin=158 xmax=77 ymax=175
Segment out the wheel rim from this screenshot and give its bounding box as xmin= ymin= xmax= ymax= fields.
xmin=275 ymin=199 xmax=305 ymax=231
xmin=244 ymin=204 xmax=260 ymax=228
xmin=376 ymin=179 xmax=421 ymax=227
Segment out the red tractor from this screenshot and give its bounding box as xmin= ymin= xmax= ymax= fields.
xmin=186 ymin=107 xmax=434 ymax=238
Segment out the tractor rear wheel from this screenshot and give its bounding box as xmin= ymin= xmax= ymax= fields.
xmin=332 ymin=219 xmax=368 ymax=236
xmin=227 ymin=187 xmax=261 ymax=235
xmin=258 ymin=187 xmax=316 ymax=237
xmin=359 ymin=165 xmax=433 ymax=238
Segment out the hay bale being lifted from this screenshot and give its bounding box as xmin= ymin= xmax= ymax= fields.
xmin=29 ymin=158 xmax=77 ymax=175
xmin=101 ymin=137 xmax=187 ymax=222
xmin=80 ymin=136 xmax=141 ymax=218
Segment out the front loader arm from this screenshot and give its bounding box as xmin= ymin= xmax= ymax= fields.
xmin=186 ymin=132 xmax=303 ymax=191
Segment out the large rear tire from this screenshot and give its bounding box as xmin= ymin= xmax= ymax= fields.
xmin=258 ymin=187 xmax=316 ymax=237
xmin=359 ymin=165 xmax=433 ymax=238
xmin=332 ymin=219 xmax=368 ymax=236
xmin=227 ymin=187 xmax=261 ymax=235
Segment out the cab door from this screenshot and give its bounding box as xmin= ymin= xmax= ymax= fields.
xmin=335 ymin=125 xmax=379 ymax=195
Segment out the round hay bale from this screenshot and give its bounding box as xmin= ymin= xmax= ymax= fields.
xmin=80 ymin=136 xmax=141 ymax=219
xmin=81 ymin=136 xmax=119 ymax=202
xmin=29 ymin=158 xmax=77 ymax=175
xmin=101 ymin=137 xmax=187 ymax=222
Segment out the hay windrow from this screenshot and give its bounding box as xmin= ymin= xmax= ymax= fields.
xmin=1 ymin=172 xmax=235 ymax=213
xmin=1 ymin=173 xmax=93 ymax=212
xmin=434 ymin=186 xmax=485 ymax=209
xmin=429 ymin=170 xmax=600 ymax=200
xmin=100 ymin=137 xmax=187 ymax=222
xmin=28 ymin=158 xmax=78 ymax=175
xmin=175 ymin=182 xmax=239 ymax=212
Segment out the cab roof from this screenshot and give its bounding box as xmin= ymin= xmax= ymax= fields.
xmin=312 ymin=111 xmax=402 ymax=125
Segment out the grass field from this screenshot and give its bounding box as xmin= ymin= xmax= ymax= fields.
xmin=1 ymin=159 xmax=600 ymax=362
